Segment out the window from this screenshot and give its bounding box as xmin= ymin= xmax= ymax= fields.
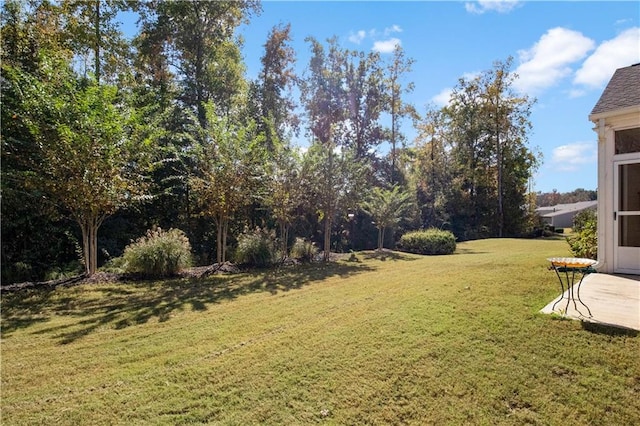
xmin=615 ymin=127 xmax=640 ymax=155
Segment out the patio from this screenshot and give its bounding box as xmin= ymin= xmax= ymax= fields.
xmin=541 ymin=272 xmax=640 ymax=331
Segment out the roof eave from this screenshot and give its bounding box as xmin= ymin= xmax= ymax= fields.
xmin=589 ymin=105 xmax=640 ymax=123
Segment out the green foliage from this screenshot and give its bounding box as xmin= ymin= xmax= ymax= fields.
xmin=441 ymin=57 xmax=539 ymax=239
xmin=567 ymin=210 xmax=597 ymax=259
xmin=290 ymin=238 xmax=318 ymax=262
xmin=572 ymin=209 xmax=596 ymax=233
xmin=234 ymin=227 xmax=278 ymax=268
xmin=399 ymin=228 xmax=456 ymax=255
xmin=361 ymin=185 xmax=415 ymax=250
xmin=122 ymin=228 xmax=192 ymax=277
xmin=190 ymin=102 xmax=267 ymax=264
xmin=44 ymin=261 xmax=84 ymax=281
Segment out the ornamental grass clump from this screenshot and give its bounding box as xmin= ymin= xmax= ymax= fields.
xmin=399 ymin=228 xmax=456 ymax=255
xmin=122 ymin=227 xmax=192 ymax=277
xmin=290 ymin=237 xmax=318 ymax=262
xmin=234 ymin=227 xmax=278 ymax=268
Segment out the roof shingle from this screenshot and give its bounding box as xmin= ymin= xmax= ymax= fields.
xmin=590 ymin=63 xmax=640 ymax=116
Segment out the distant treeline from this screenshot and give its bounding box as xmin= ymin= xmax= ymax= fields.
xmin=536 ymin=188 xmax=597 ymax=207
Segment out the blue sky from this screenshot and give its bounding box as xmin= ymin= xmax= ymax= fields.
xmin=234 ymin=0 xmax=640 ymax=193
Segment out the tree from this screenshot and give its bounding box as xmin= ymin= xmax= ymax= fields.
xmin=140 ymin=0 xmax=259 ymax=127
xmin=385 ymin=45 xmax=415 ymax=184
xmin=301 ymin=142 xmax=365 ymax=261
xmin=264 ymin=146 xmax=304 ymax=259
xmin=361 ymin=186 xmax=414 ymax=250
xmin=413 ymin=107 xmax=451 ymax=228
xmin=18 ymin=70 xmax=148 ymax=275
xmin=190 ymin=103 xmax=266 ymax=264
xmin=479 ymin=57 xmax=538 ymax=236
xmin=441 ymin=58 xmax=539 ymax=239
xmin=300 ymin=36 xmax=346 ymax=145
xmin=254 ymin=22 xmax=298 ymax=150
xmin=339 ymin=49 xmax=386 ymax=159
xmin=444 ymin=74 xmax=494 ymax=239
xmin=61 ymin=0 xmax=133 ymax=84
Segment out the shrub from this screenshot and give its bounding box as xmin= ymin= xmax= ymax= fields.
xmin=567 ymin=210 xmax=597 ymax=259
xmin=122 ymin=228 xmax=192 ymax=277
xmin=290 ymin=238 xmax=318 ymax=262
xmin=399 ymin=229 xmax=456 ymax=255
xmin=234 ymin=227 xmax=277 ymax=268
xmin=2 ymin=262 xmax=33 ymax=284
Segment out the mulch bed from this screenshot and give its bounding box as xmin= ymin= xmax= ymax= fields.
xmin=1 ymin=262 xmax=242 ymax=293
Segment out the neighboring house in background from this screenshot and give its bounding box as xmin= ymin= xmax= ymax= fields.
xmin=589 ymin=63 xmax=640 ymax=275
xmin=537 ymin=201 xmax=597 ymax=229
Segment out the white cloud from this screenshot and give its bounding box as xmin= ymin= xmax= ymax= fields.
xmin=349 ymin=26 xmax=403 ymax=51
xmin=465 ymin=0 xmax=521 ymax=14
xmin=432 ymin=88 xmax=453 ymax=107
xmin=551 ymin=142 xmax=597 ymax=172
xmin=573 ymin=27 xmax=640 ymax=89
xmin=568 ymin=88 xmax=587 ymax=99
xmin=384 ymin=25 xmax=402 ymax=36
xmin=348 ymin=30 xmax=366 ymax=45
xmin=372 ymin=38 xmax=401 ymax=53
xmin=513 ymin=27 xmax=595 ymax=95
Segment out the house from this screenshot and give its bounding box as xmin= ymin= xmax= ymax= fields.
xmin=537 ymin=201 xmax=597 ymax=229
xmin=589 ymin=63 xmax=640 ymax=275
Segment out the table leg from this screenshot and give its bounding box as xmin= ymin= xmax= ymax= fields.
xmin=551 ymin=266 xmax=566 ymax=312
xmin=575 ymin=274 xmax=593 ymax=317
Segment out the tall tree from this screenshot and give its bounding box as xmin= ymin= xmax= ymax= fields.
xmin=140 ymin=0 xmax=259 ymax=127
xmin=339 ymin=49 xmax=386 ymax=159
xmin=479 ymin=57 xmax=538 ymax=237
xmin=385 ymin=45 xmax=415 ymax=184
xmin=443 ymin=59 xmax=539 ymax=239
xmin=413 ymin=107 xmax=451 ymax=228
xmin=255 ymin=22 xmax=298 ymax=150
xmin=61 ymin=0 xmax=133 ymax=84
xmin=300 ymin=36 xmax=346 ymax=145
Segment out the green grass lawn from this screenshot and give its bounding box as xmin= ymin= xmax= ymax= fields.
xmin=2 ymin=238 xmax=639 ymax=425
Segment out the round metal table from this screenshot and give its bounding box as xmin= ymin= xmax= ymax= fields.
xmin=547 ymin=257 xmax=596 ymax=317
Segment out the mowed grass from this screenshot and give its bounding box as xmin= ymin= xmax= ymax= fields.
xmin=2 ymin=238 xmax=639 ymax=425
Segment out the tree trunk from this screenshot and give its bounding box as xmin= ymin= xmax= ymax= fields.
xmin=391 ymin=94 xmax=397 ymax=185
xmin=94 ymin=0 xmax=101 ymax=83
xmin=216 ymin=213 xmax=223 ymax=264
xmin=496 ymin=114 xmax=504 ymax=238
xmin=324 ymin=216 xmax=332 ymax=262
xmin=78 ymin=214 xmax=103 ymax=276
xmin=222 ymin=217 xmax=228 ymax=263
xmin=279 ymin=221 xmax=289 ymax=260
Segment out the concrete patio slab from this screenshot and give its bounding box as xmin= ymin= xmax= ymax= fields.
xmin=541 ymin=273 xmax=640 ymax=331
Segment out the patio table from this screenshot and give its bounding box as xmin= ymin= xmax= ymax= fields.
xmin=547 ymin=257 xmax=596 ymax=318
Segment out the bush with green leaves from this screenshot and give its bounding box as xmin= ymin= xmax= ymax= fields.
xmin=399 ymin=229 xmax=456 ymax=255
xmin=567 ymin=209 xmax=597 ymax=259
xmin=122 ymin=228 xmax=192 ymax=277
xmin=290 ymin=238 xmax=318 ymax=262
xmin=234 ymin=227 xmax=278 ymax=268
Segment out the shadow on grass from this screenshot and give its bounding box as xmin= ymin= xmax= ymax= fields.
xmin=0 ymin=261 xmax=373 ymax=344
xmin=454 ymin=247 xmax=488 ymax=255
xmin=581 ymin=321 xmax=639 ymax=337
xmin=361 ymin=250 xmax=420 ymax=261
